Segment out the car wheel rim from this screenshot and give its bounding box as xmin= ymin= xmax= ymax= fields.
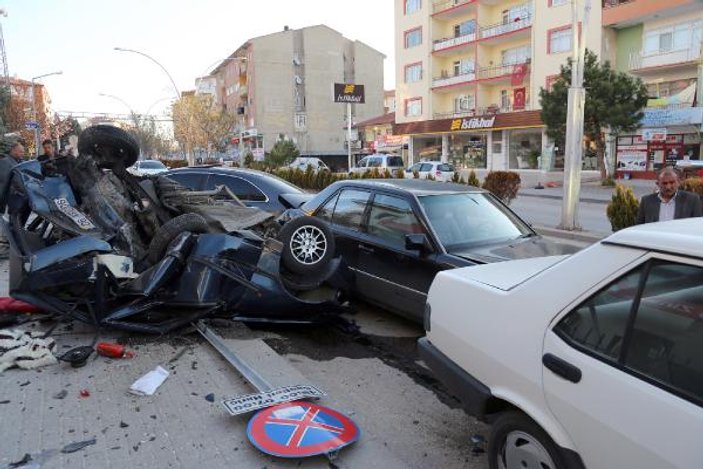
xmin=497 ymin=431 xmax=555 ymax=469
xmin=289 ymin=225 xmax=327 ymax=265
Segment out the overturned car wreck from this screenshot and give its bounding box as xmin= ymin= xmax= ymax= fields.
xmin=3 ymin=126 xmax=346 ymax=334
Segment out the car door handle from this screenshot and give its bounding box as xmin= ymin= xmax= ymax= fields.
xmin=358 ymin=244 xmax=374 ymax=253
xmin=543 ymin=353 xmax=582 ymax=383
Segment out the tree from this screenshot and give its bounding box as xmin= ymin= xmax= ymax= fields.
xmin=267 ymin=139 xmax=299 ymax=167
xmin=172 ymin=94 xmax=236 ymax=165
xmin=126 ymin=112 xmax=173 ymax=159
xmin=50 ymin=114 xmax=82 ymax=149
xmin=539 ymin=50 xmax=649 ymax=179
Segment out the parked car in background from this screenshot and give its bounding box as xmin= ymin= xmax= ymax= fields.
xmin=288 ymin=157 xmax=330 ymax=173
xmin=280 ymin=179 xmax=575 ymax=321
xmin=349 ymin=154 xmax=404 ymax=177
xmin=420 ymin=218 xmax=703 ymax=469
xmin=406 ymin=161 xmax=456 ymax=182
xmin=128 ymin=160 xmax=168 ymax=177
xmin=162 ymin=167 xmax=312 ymax=213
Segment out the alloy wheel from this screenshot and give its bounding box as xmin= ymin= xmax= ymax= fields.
xmin=289 ymin=225 xmax=327 ymax=265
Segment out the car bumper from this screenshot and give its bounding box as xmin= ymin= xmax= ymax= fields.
xmin=418 ymin=337 xmax=492 ymax=419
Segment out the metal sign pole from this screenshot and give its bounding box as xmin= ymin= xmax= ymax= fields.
xmin=347 ymin=102 xmax=352 ymax=171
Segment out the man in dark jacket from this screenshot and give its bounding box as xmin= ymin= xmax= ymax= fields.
xmin=636 ymin=167 xmax=702 ymax=224
xmin=38 ymin=139 xmax=56 ymax=162
xmin=0 ymin=142 xmax=24 ymax=257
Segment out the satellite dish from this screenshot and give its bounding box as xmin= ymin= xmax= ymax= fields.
xmin=294 ymin=76 xmax=304 ymax=85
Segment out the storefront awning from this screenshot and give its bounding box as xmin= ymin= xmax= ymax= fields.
xmin=393 ymin=110 xmax=543 ymax=136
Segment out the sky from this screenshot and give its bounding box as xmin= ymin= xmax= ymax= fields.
xmin=4 ymin=0 xmax=395 ymax=117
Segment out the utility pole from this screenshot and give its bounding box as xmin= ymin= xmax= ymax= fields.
xmin=559 ymin=0 xmax=590 ymax=230
xmin=347 ymin=102 xmax=353 ymax=171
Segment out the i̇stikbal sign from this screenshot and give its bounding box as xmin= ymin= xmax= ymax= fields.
xmin=450 ymin=116 xmax=496 ymax=131
xmin=333 ymin=83 xmax=365 ymax=103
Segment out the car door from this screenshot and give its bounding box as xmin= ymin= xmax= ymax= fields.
xmin=542 ymin=257 xmax=703 ymax=469
xmin=355 ymin=192 xmax=442 ymax=321
xmin=313 ymin=188 xmax=372 ymax=276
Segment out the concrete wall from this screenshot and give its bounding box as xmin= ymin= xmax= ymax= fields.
xmin=353 ymin=40 xmax=386 ymax=123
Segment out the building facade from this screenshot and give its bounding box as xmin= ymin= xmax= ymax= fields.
xmin=393 ymin=0 xmax=601 ymax=172
xmin=603 ymin=0 xmax=703 ymax=178
xmin=208 ymin=25 xmax=385 ymax=167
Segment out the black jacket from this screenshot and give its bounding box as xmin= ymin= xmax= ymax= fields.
xmin=636 ymin=190 xmax=703 ymax=224
xmin=0 ymin=155 xmax=20 ymax=212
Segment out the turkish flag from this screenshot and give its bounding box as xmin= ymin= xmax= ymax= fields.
xmin=511 ymin=63 xmax=528 ymax=86
xmin=513 ymin=87 xmax=526 ymax=110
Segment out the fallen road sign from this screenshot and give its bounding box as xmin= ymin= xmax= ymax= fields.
xmin=247 ymin=401 xmax=360 ymax=458
xmin=223 ymin=385 xmax=326 ymax=416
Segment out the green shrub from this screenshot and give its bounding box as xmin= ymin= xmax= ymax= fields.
xmin=681 ymin=177 xmax=703 ymax=198
xmin=243 ymin=152 xmax=254 ymax=168
xmin=394 ymin=168 xmax=405 ymax=179
xmin=601 ymin=176 xmax=616 ymax=187
xmin=482 ymin=171 xmax=520 ymax=204
xmin=425 ymin=173 xmax=435 ymax=181
xmin=267 ymin=140 xmax=299 ymax=167
xmin=451 ymin=172 xmax=461 ymax=183
xmin=412 ymin=169 xmax=419 ymax=179
xmin=606 ymin=184 xmax=640 ymax=231
xmin=467 ymin=170 xmax=480 ymax=187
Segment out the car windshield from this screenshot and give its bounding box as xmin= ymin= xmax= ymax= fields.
xmin=419 ymin=193 xmax=532 ymax=249
xmin=140 ymin=161 xmax=166 ymax=169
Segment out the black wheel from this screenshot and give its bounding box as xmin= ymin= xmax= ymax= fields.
xmin=278 ymin=216 xmax=335 ymax=276
xmin=78 ymin=125 xmax=140 ymax=169
xmin=147 ymin=213 xmax=210 ymax=264
xmin=488 ymin=411 xmax=566 ymax=469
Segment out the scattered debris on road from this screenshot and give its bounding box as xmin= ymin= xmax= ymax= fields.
xmin=129 ymin=365 xmax=169 ymax=396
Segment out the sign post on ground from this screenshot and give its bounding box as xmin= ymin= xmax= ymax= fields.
xmin=333 ymin=83 xmax=365 ymax=171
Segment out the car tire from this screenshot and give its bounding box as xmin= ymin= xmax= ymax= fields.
xmin=278 ymin=216 xmax=335 ymax=276
xmin=488 ymin=411 xmax=567 ymax=469
xmin=147 ymin=213 xmax=210 ymax=264
xmin=78 ymin=125 xmax=140 ymax=169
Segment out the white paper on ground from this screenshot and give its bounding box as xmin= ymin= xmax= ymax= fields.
xmin=129 ymin=365 xmax=170 ymax=396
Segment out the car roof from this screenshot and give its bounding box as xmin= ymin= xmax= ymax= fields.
xmin=335 ymin=178 xmax=487 ymax=196
xmin=164 ymin=166 xmax=304 ymax=193
xmin=603 ymin=218 xmax=703 ymax=259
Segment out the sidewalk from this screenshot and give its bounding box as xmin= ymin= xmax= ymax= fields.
xmin=519 ymin=178 xmax=656 ymax=204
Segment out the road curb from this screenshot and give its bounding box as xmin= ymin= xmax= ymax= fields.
xmin=535 ymin=225 xmax=607 ymax=243
xmin=519 ymin=192 xmax=609 ymax=204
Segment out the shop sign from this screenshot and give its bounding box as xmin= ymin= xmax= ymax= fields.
xmin=333 ymin=83 xmax=365 ymax=103
xmin=642 ymin=128 xmax=667 ymax=142
xmin=617 ymin=151 xmax=648 ymax=171
xmin=450 ymin=116 xmax=496 ymax=131
xmin=641 ymin=107 xmax=703 ymax=128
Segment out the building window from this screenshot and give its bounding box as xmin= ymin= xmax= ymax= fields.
xmin=404 ymin=63 xmax=423 ymax=83
xmin=501 ymin=45 xmax=531 ymax=65
xmin=404 ymin=27 xmax=422 ymax=48
xmin=406 ymin=98 xmax=422 ymax=117
xmin=454 ymin=94 xmax=475 ymax=112
xmin=452 ymin=59 xmax=475 ymax=76
xmin=550 ymin=0 xmax=568 ymax=6
xmin=644 ymin=21 xmax=701 ymax=55
xmin=454 ymin=20 xmax=476 ymax=37
xmin=405 ymin=0 xmax=421 ymax=14
xmin=294 ymin=113 xmax=307 ymax=131
xmin=545 ymin=74 xmax=560 ymax=91
xmin=549 ymin=26 xmax=573 ymax=54
xmin=500 ymin=90 xmax=510 ymax=110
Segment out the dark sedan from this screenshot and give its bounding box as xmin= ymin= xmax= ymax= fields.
xmin=281 ymin=179 xmax=577 ymax=322
xmin=162 ymin=167 xmax=311 ymax=213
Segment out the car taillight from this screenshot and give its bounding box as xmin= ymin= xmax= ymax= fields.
xmin=436 ymin=171 xmax=442 ymax=177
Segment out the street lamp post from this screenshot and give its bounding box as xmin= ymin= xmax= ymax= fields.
xmin=31 ymin=70 xmax=63 ymax=157
xmin=114 ymin=47 xmax=180 ymax=99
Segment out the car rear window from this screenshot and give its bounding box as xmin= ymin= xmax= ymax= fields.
xmin=438 ymin=164 xmax=454 ymax=172
xmin=387 ymin=157 xmax=404 ymax=167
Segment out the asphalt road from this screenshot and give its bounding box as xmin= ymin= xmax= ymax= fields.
xmin=510 ymin=195 xmax=612 ymax=235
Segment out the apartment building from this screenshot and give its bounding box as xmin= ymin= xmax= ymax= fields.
xmin=603 ymin=0 xmax=703 ymax=178
xmin=394 ymin=0 xmax=601 ymax=172
xmin=208 ymin=25 xmax=385 ymax=168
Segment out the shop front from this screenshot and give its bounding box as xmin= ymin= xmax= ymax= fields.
xmin=615 ymin=107 xmax=703 ymax=179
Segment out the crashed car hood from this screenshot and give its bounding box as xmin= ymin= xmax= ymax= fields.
xmin=278 ymin=193 xmax=313 ymax=209
xmin=449 ymin=236 xmax=580 ymax=264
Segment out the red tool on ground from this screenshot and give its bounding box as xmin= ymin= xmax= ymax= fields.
xmin=96 ymin=342 xmax=134 ymax=359
xmin=0 ymin=297 xmax=42 ymax=314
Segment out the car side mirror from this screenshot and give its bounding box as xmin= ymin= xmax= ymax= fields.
xmin=405 ymin=233 xmax=431 ymax=254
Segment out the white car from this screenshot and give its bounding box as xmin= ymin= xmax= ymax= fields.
xmin=288 ymin=157 xmax=330 ymax=172
xmin=420 ymin=219 xmax=703 ymax=469
xmin=406 ymin=161 xmax=456 ymax=182
xmin=128 ymin=160 xmax=168 ymax=177
xmin=349 ymin=154 xmax=404 ymax=176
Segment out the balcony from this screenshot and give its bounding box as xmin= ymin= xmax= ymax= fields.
xmin=478 ymin=15 xmax=532 ymax=44
xmin=603 ymin=0 xmax=697 ymax=27
xmin=477 ymin=61 xmax=530 ymax=84
xmin=433 ymin=103 xmax=533 ymax=121
xmin=432 ymin=0 xmax=477 ymax=19
xmin=432 ymin=70 xmax=477 ymax=90
xmin=433 ymin=32 xmax=477 ymax=54
xmin=630 ymin=48 xmax=701 ymax=74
